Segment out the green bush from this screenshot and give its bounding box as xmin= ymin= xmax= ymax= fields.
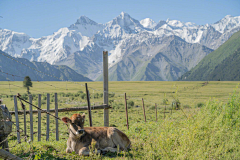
xmin=21 ymin=93 xmax=28 ymax=100
xmin=77 ymin=90 xmax=83 ymax=94
xmin=112 ymin=102 xmax=124 ymax=109
xmin=196 ymin=102 xmax=205 ymax=108
xmin=162 ymin=98 xmax=169 ymax=105
xmin=109 ymin=99 xmax=114 ymax=104
xmin=109 ymin=93 xmax=115 ymax=98
xmin=172 ymin=99 xmax=181 ymax=109
xmin=127 ymin=100 xmax=134 ymax=107
xmin=80 ymin=93 xmax=86 ymax=99
xmin=94 ymin=93 xmax=99 ymax=99
xmin=183 ymin=104 xmax=191 ymax=108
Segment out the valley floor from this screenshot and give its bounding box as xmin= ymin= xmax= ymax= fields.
xmin=1 ymin=81 xmax=240 ymax=159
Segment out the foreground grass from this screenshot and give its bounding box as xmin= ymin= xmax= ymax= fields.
xmin=9 ymin=92 xmax=240 ymax=159
xmin=1 ymin=81 xmax=240 ymax=159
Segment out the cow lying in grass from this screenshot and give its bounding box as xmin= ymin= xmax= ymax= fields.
xmin=62 ymin=113 xmax=131 ymax=156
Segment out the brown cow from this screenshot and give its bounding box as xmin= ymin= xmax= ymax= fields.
xmin=62 ymin=113 xmax=131 ymax=156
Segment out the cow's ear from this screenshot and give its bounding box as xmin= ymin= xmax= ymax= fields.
xmin=62 ymin=117 xmax=71 ymax=123
xmin=82 ymin=113 xmax=85 ymax=119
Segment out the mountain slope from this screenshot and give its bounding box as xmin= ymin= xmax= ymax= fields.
xmin=0 ymin=50 xmax=91 ymax=81
xmin=97 ymin=35 xmax=213 ymax=81
xmin=0 ymin=13 xmax=240 ymax=81
xmin=178 ymin=30 xmax=240 ymax=81
xmin=207 ymin=47 xmax=240 ymax=80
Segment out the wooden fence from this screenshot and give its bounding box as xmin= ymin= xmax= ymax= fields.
xmin=12 ymin=93 xmax=110 ymax=143
xmin=9 ymin=51 xmax=110 ymax=143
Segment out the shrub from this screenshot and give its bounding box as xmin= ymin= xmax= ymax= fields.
xmin=51 ymin=98 xmax=54 ymax=102
xmin=112 ymin=103 xmax=124 ymax=109
xmin=65 ymin=93 xmax=73 ymax=97
xmin=183 ymin=104 xmax=191 ymax=108
xmin=109 ymin=99 xmax=114 ymax=104
xmin=127 ymin=100 xmax=134 ymax=107
xmin=74 ymin=93 xmax=80 ymax=97
xmin=80 ymin=93 xmax=86 ymax=99
xmin=59 ymin=92 xmax=65 ymax=97
xmin=109 ymin=93 xmax=115 ymax=98
xmin=94 ymin=93 xmax=99 ymax=99
xmin=21 ymin=93 xmax=28 ymax=100
xmin=196 ymin=102 xmax=204 ymax=108
xmin=172 ymin=99 xmax=181 ymax=110
xmin=150 ymin=105 xmax=156 ymax=110
xmin=77 ymin=90 xmax=83 ymax=94
xmin=42 ymin=96 xmax=47 ymax=100
xmin=162 ymin=98 xmax=169 ymax=105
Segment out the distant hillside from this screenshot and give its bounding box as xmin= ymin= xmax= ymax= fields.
xmin=97 ymin=35 xmax=213 ymax=81
xmin=1 ymin=14 xmax=240 ymax=81
xmin=206 ymin=47 xmax=240 ymax=80
xmin=0 ymin=50 xmax=91 ymax=81
xmin=178 ymin=30 xmax=240 ymax=81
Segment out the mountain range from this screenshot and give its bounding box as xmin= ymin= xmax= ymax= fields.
xmin=0 ymin=12 xmax=240 ymax=81
xmin=178 ymin=30 xmax=240 ymax=81
xmin=0 ymin=50 xmax=91 ymax=81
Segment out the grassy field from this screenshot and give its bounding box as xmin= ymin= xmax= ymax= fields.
xmin=1 ymin=81 xmax=240 ymax=159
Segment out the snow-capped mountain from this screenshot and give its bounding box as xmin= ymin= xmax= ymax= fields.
xmin=212 ymin=15 xmax=240 ymax=33
xmin=0 ymin=12 xmax=240 ymax=81
xmin=0 ymin=29 xmax=33 ymax=57
xmin=140 ymin=18 xmax=157 ymax=28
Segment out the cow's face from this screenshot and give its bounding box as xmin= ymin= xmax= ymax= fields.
xmin=62 ymin=113 xmax=85 ymax=137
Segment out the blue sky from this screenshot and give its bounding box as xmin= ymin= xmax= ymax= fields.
xmin=0 ymin=0 xmax=239 ymax=38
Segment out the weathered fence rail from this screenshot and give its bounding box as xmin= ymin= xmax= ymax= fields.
xmin=9 ymin=51 xmax=110 ymax=144
xmin=13 ymin=93 xmax=111 ymax=143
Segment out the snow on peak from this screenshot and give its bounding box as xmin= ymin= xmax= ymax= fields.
xmin=140 ymin=18 xmax=157 ymax=28
xmin=167 ymin=19 xmax=185 ymax=27
xmin=68 ymin=16 xmax=104 ymax=37
xmin=75 ymin=16 xmax=98 ymax=25
xmin=224 ymin=15 xmax=233 ymax=19
xmin=120 ymin=12 xmax=130 ymax=18
xmin=212 ymin=15 xmax=240 ymax=33
xmin=108 ymin=12 xmax=141 ymax=28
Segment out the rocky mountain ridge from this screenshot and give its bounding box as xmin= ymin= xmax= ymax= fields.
xmin=0 ymin=50 xmax=91 ymax=81
xmin=0 ymin=12 xmax=239 ymax=80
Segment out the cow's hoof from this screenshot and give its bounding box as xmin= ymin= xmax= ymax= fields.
xmin=66 ymin=148 xmax=72 ymax=153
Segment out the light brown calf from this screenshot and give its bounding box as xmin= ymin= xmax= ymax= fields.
xmin=62 ymin=113 xmax=131 ymax=156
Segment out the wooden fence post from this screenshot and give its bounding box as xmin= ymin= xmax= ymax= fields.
xmin=155 ymin=103 xmax=157 ymax=122
xmin=85 ymin=83 xmax=92 ymax=127
xmin=38 ymin=94 xmax=41 ymax=141
xmin=103 ymin=51 xmax=109 ymax=127
xmin=55 ymin=93 xmax=59 ymax=141
xmin=14 ymin=96 xmax=20 ymax=143
xmin=124 ymin=93 xmax=129 ymax=130
xmin=142 ymin=98 xmax=146 ymax=122
xmin=23 ymin=103 xmax=27 ymax=142
xmin=29 ymin=95 xmax=33 ymax=142
xmin=46 ymin=93 xmax=50 ymax=141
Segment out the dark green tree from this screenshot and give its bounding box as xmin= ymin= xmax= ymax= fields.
xmin=23 ymin=76 xmax=32 ymax=94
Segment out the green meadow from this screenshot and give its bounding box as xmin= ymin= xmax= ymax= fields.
xmin=1 ymin=81 xmax=240 ymax=159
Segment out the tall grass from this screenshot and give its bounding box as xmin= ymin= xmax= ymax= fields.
xmin=7 ymin=88 xmax=240 ymax=159
xmin=127 ymin=88 xmax=240 ymax=159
